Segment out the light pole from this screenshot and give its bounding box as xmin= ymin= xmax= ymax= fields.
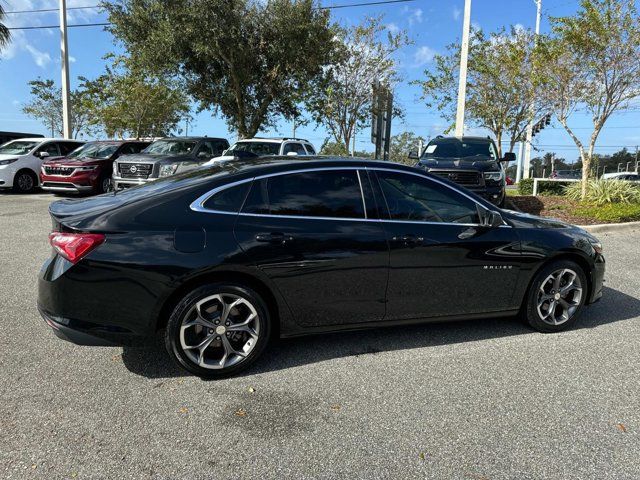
xmin=516 ymin=141 xmax=524 ymax=183
xmin=454 ymin=0 xmax=472 ymax=137
xmin=522 ymin=0 xmax=542 ymax=179
xmin=59 ymin=0 xmax=72 ymax=139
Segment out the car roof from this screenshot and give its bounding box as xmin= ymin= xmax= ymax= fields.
xmin=236 ymin=137 xmax=312 ymax=144
xmin=158 ymin=136 xmax=226 ymax=141
xmin=7 ymin=137 xmax=74 ymax=142
xmin=429 ymin=136 xmax=493 ymax=143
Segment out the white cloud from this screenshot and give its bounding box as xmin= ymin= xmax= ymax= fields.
xmin=413 ymin=46 xmax=436 ymax=67
xmin=25 ymin=45 xmax=51 ymax=68
xmin=386 ymin=23 xmax=400 ymax=34
xmin=69 ymin=56 xmax=77 ymax=63
xmin=408 ymin=8 xmax=423 ymax=26
xmin=453 ymin=7 xmax=462 ymax=21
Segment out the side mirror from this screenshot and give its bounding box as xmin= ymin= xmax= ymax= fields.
xmin=408 ymin=150 xmax=419 ymax=160
xmin=502 ymin=152 xmax=516 ymax=163
xmin=481 ymin=209 xmax=505 ymax=228
xmin=37 ymin=151 xmax=50 ymax=159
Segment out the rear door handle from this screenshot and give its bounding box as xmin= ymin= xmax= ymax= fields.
xmin=392 ymin=234 xmax=423 ymax=247
xmin=255 ymin=232 xmax=294 ymax=245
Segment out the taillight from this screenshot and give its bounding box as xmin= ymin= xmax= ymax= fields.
xmin=48 ymin=232 xmax=105 ymax=264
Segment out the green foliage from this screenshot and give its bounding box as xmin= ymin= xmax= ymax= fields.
xmin=565 ymin=179 xmax=640 ymax=205
xmin=536 ymin=0 xmax=640 ymax=190
xmin=573 ymin=203 xmax=640 ymax=223
xmin=518 ymin=178 xmax=534 ymax=195
xmin=412 ymin=26 xmax=540 ymax=156
xmin=319 ymin=140 xmax=372 ymax=158
xmin=539 ymin=182 xmax=569 ymax=196
xmin=0 ymin=3 xmax=10 ymax=51
xmin=306 ymin=16 xmax=409 ymax=150
xmin=389 ymin=131 xmax=426 ymax=165
xmin=81 ymin=55 xmax=190 ymax=139
xmin=21 ymin=79 xmax=96 ymax=139
xmin=106 ymin=0 xmax=336 ymax=138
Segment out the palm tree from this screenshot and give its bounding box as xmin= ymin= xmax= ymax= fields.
xmin=0 ymin=2 xmax=11 ymax=52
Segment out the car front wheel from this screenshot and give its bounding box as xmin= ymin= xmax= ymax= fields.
xmin=164 ymin=283 xmax=271 ymax=378
xmin=13 ymin=170 xmax=37 ymax=193
xmin=524 ymin=260 xmax=587 ymax=332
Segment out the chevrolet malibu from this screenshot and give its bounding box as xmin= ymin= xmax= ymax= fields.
xmin=38 ymin=157 xmax=605 ymax=378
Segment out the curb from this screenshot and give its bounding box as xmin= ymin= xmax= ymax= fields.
xmin=577 ymin=221 xmax=640 ymax=234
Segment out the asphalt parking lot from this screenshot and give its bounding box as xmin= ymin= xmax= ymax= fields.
xmin=1 ymin=191 xmax=639 ymax=479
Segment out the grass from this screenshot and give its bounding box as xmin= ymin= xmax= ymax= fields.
xmin=573 ymin=203 xmax=640 ymax=223
xmin=506 ymin=189 xmax=519 ymax=197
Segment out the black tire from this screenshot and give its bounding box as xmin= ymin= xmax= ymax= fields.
xmin=524 ymin=259 xmax=588 ymax=333
xmin=13 ymin=169 xmax=38 ymax=193
xmin=164 ymin=283 xmax=271 ymax=378
xmin=98 ymin=176 xmax=112 ymax=194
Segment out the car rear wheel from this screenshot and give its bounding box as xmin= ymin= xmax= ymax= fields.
xmin=13 ymin=169 xmax=37 ymax=193
xmin=164 ymin=283 xmax=271 ymax=378
xmin=524 ymin=260 xmax=587 ymax=332
xmin=99 ymin=176 xmax=112 ymax=194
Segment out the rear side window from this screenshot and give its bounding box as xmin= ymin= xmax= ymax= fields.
xmin=242 ymin=170 xmax=365 ymax=219
xmin=282 ymin=143 xmax=307 ymax=155
xmin=202 ymin=182 xmax=251 ymax=212
xmin=304 ymin=144 xmax=316 ymax=155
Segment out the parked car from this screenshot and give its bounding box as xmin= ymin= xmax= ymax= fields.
xmin=0 ymin=138 xmax=84 ymax=193
xmin=506 ymin=176 xmax=514 ymax=186
xmin=40 ymin=140 xmax=151 ymax=195
xmin=38 ymin=157 xmax=605 ymax=378
xmin=550 ymin=170 xmax=582 ymax=179
xmin=601 ymin=172 xmax=640 ymax=181
xmin=410 ymin=136 xmax=514 ymax=207
xmin=0 ymin=131 xmax=44 ymax=145
xmin=203 ymin=137 xmax=316 ymax=166
xmin=112 ymin=137 xmax=229 ymax=190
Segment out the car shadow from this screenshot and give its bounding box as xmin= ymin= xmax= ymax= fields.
xmin=120 ymin=286 xmax=640 ymax=379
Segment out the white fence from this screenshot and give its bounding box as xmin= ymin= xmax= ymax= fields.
xmin=532 ymin=178 xmax=581 ymax=196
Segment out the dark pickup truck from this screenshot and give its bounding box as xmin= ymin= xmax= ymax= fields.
xmin=410 ymin=136 xmax=514 ymax=207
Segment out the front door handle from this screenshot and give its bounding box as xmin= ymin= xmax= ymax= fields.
xmin=392 ymin=234 xmax=423 ymax=247
xmin=255 ymin=232 xmax=294 ymax=245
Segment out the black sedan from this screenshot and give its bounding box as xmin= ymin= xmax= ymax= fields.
xmin=38 ymin=157 xmax=605 ymax=378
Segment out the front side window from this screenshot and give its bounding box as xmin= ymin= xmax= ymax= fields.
xmin=376 ymin=171 xmax=480 ymax=224
xmin=226 ymin=141 xmax=280 ymax=156
xmin=243 ymin=170 xmax=365 ymax=219
xmin=283 ymin=143 xmax=307 ymax=155
xmin=38 ymin=143 xmax=61 ymax=157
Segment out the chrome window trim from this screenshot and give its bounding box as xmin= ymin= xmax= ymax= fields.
xmin=356 ymin=170 xmax=367 ymax=219
xmin=189 ymin=165 xmax=511 ymax=228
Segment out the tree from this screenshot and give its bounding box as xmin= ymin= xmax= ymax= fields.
xmin=21 ymin=79 xmax=95 ymax=139
xmin=389 ymin=131 xmax=426 ymax=165
xmin=105 ymin=0 xmax=336 ymax=138
xmin=536 ymin=0 xmax=640 ymax=198
xmin=81 ymin=56 xmax=190 ymax=138
xmin=319 ymin=139 xmax=373 ymax=158
xmin=306 ymin=16 xmax=409 ymax=152
xmin=413 ymin=27 xmax=543 ymax=157
xmin=0 ymin=3 xmax=10 ymax=52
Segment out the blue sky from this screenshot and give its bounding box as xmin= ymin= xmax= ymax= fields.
xmin=1 ymin=0 xmax=639 ymax=162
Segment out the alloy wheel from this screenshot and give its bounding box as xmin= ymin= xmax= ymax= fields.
xmin=17 ymin=173 xmax=34 ymax=192
xmin=179 ymin=293 xmax=261 ymax=370
xmin=102 ymin=177 xmax=112 ymax=193
xmin=536 ymin=268 xmax=583 ymax=326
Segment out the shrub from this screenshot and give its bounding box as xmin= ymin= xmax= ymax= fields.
xmin=518 ymin=178 xmax=534 ymax=195
xmin=565 ymin=179 xmax=640 ymax=205
xmin=539 ymin=182 xmax=567 ymax=196
xmin=573 ymin=203 xmax=640 ymax=223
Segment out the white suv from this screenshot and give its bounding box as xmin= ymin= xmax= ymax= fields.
xmin=0 ymin=138 xmax=84 ymax=193
xmin=203 ymin=137 xmax=316 ymax=166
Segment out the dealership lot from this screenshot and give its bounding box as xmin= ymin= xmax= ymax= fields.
xmin=1 ymin=191 xmax=639 ymax=479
